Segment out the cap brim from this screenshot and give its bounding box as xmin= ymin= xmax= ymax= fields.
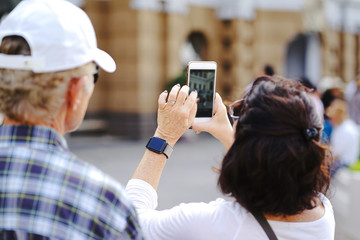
xmin=93 ymin=49 xmax=116 ymax=73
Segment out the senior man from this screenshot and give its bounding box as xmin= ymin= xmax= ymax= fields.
xmin=0 ymin=0 xmax=142 ymax=239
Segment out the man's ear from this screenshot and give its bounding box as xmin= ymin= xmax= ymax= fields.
xmin=67 ymin=76 xmax=87 ymax=111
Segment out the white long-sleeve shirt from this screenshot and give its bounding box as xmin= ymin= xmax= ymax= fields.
xmin=126 ymin=179 xmax=335 ymax=240
xmin=331 ymin=119 xmax=359 ymax=166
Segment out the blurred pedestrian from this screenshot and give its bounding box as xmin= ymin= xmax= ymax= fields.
xmin=126 ymin=76 xmax=335 ymax=240
xmin=0 ymin=0 xmax=142 ymax=239
xmin=263 ymin=64 xmax=275 ymax=76
xmin=344 ymin=72 xmax=360 ymax=125
xmin=321 ymin=88 xmax=343 ymax=142
xmin=326 ymin=98 xmax=359 ymax=176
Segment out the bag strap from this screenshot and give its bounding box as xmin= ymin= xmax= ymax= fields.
xmin=251 ymin=210 xmax=278 ymax=240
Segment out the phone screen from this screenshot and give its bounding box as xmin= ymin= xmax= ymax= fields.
xmin=189 ymin=69 xmax=215 ymax=118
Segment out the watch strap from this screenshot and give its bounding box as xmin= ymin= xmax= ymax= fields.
xmin=163 ymin=144 xmax=173 ymax=158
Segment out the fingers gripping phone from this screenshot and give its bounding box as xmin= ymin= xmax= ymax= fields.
xmin=187 ymin=61 xmax=217 ymax=123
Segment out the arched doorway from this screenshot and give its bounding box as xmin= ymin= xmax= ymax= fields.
xmin=167 ymin=31 xmax=208 ymax=89
xmin=180 ymin=31 xmax=208 ymax=67
xmin=285 ymin=32 xmax=322 ymax=85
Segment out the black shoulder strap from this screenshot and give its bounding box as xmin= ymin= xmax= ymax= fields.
xmin=251 ymin=210 xmax=279 ymax=240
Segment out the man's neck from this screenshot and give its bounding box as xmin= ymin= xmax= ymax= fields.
xmin=3 ymin=116 xmax=66 ymax=135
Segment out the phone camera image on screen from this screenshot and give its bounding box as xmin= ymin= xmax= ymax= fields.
xmin=189 ymin=69 xmax=215 ymax=118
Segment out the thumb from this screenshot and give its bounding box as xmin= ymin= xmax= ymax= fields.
xmin=213 ymin=92 xmax=226 ymax=115
xmin=192 ymin=120 xmax=212 ymax=133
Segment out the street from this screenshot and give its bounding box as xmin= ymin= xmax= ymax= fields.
xmin=67 ymin=131 xmax=355 ymax=239
xmin=67 ymin=131 xmax=229 ymax=210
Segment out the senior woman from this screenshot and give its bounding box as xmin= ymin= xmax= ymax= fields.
xmin=126 ymin=76 xmax=335 ymax=239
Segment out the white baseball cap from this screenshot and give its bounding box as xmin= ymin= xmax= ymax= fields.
xmin=0 ymin=0 xmax=116 ymax=73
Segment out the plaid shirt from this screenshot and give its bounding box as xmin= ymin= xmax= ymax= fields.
xmin=0 ymin=125 xmax=143 ymax=240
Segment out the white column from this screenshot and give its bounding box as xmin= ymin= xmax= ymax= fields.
xmin=165 ymin=0 xmax=189 ymax=14
xmin=325 ymin=0 xmax=343 ymax=30
xmin=343 ymin=1 xmax=360 ymax=33
xmin=130 ymin=0 xmax=163 ymax=12
xmin=324 ymin=0 xmax=360 ymax=33
xmin=217 ymin=0 xmax=255 ymax=20
xmin=256 ymin=0 xmax=304 ymax=11
xmin=187 ymin=0 xmax=219 ymax=8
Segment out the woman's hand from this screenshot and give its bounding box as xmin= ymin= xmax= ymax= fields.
xmin=192 ymin=93 xmax=234 ymax=150
xmin=130 ymin=85 xmax=197 ymax=190
xmin=154 ymin=84 xmax=198 ymax=146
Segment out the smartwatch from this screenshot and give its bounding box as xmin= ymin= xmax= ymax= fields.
xmin=146 ymin=137 xmax=173 ymax=158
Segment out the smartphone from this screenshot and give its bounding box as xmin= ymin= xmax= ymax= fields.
xmin=187 ymin=61 xmax=217 ymax=123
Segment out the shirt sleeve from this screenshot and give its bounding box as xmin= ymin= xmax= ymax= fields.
xmin=331 ymin=122 xmax=359 ymax=166
xmin=108 ymin=195 xmax=144 ymax=240
xmin=125 ymin=179 xmax=224 ymax=240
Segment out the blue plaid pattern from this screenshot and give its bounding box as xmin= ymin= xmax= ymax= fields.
xmin=0 ymin=125 xmax=143 ymax=239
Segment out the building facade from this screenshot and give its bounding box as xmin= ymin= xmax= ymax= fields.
xmin=82 ymin=0 xmax=299 ymax=138
xmin=74 ymin=0 xmax=360 ymax=137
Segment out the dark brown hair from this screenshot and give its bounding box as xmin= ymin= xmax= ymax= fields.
xmin=219 ymin=76 xmax=331 ymax=216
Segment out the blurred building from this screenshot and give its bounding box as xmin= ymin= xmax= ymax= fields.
xmin=297 ymin=0 xmax=360 ymax=86
xmin=84 ymin=0 xmax=306 ymax=138
xmin=2 ymin=0 xmax=360 ymax=138
xmin=0 ymin=0 xmax=21 ymax=20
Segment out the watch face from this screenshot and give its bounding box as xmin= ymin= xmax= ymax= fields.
xmin=147 ymin=137 xmax=166 ymax=153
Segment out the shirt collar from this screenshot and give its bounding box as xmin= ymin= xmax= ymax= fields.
xmin=0 ymin=125 xmax=68 ymax=151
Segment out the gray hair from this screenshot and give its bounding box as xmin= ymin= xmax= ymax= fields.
xmin=0 ymin=35 xmax=94 ymax=124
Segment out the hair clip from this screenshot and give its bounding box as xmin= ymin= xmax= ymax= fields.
xmin=305 ymin=127 xmax=318 ymax=141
